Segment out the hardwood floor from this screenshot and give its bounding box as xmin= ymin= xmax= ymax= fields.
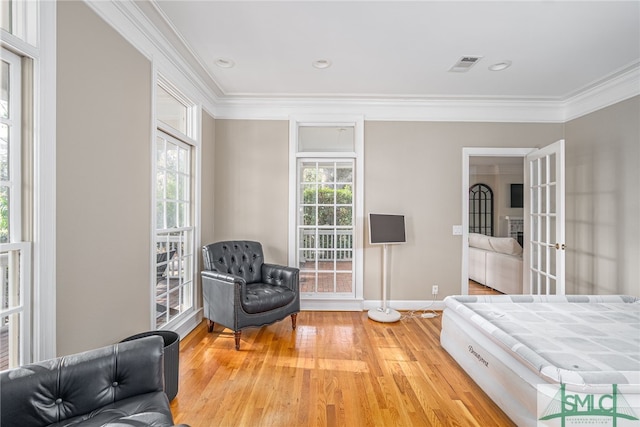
xmin=468 ymin=280 xmax=503 ymax=296
xmin=170 ymin=312 xmax=515 ymax=426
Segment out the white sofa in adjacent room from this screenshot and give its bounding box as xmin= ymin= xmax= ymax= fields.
xmin=468 ymin=233 xmax=523 ymax=294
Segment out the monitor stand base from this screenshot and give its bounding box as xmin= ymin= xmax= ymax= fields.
xmin=367 ymin=307 xmax=401 ymax=323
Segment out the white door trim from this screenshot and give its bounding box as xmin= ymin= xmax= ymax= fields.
xmin=288 ymin=116 xmax=365 ymax=310
xmin=461 ymin=147 xmax=534 ymax=295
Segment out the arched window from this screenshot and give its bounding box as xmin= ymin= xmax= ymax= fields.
xmin=469 ymin=183 xmax=493 ymax=236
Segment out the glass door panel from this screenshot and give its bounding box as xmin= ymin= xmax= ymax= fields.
xmin=525 ymin=140 xmax=565 ymax=295
xmin=297 ymin=160 xmax=354 ymax=295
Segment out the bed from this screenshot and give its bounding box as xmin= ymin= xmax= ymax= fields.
xmin=440 ymin=294 xmax=640 ymax=426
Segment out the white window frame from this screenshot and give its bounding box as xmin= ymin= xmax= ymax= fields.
xmin=1 ymin=48 xmax=22 ymax=243
xmin=152 ymin=76 xmax=200 ymax=332
xmin=289 ymin=116 xmax=364 ymax=311
xmin=154 ymin=131 xmax=194 ymax=329
xmin=2 ymin=0 xmax=37 ymax=46
xmin=156 ymin=80 xmax=194 ymax=138
xmin=0 ymin=0 xmax=54 ymax=364
xmin=0 ymin=47 xmax=31 ymax=369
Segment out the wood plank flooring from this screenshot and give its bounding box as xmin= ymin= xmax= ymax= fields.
xmin=468 ymin=280 xmax=503 ymax=296
xmin=170 ymin=312 xmax=515 ymax=426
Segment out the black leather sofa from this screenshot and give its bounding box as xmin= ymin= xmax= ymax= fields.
xmin=0 ymin=335 xmax=189 ymax=427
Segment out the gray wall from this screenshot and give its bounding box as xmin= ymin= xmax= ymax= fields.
xmin=212 ymin=120 xmax=564 ymax=300
xmin=363 ymin=121 xmax=563 ymax=300
xmin=565 ymin=96 xmax=640 ymax=296
xmin=57 ymin=1 xmax=152 ymax=355
xmin=56 ymin=3 xmax=221 ymax=356
xmin=211 ymin=110 xmax=639 ymax=301
xmin=212 ymin=119 xmax=290 ymax=264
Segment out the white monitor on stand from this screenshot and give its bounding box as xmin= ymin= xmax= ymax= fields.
xmin=368 ymin=213 xmax=406 ymax=323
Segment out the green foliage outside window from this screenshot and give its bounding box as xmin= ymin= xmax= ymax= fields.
xmin=0 ymin=189 xmax=8 ymax=243
xmin=302 ymin=186 xmax=353 ymax=226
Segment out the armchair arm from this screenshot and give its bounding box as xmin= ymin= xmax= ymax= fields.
xmin=201 ymin=270 xmax=246 ymax=330
xmin=262 ymin=263 xmax=300 ymax=291
xmin=201 ymin=269 xmax=246 ymax=285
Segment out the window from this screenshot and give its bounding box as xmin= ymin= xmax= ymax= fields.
xmin=298 ymin=126 xmax=354 ymax=152
xmin=1 ymin=0 xmax=55 ymax=364
xmin=469 ymin=183 xmax=493 ymax=236
xmin=1 ymin=47 xmax=31 ymax=369
xmin=290 ymin=120 xmax=364 ymax=306
xmin=1 ymin=1 xmax=11 ymax=33
xmin=1 ymin=0 xmax=37 ymax=46
xmin=157 ymin=84 xmax=190 ymax=135
xmin=1 ymin=50 xmax=21 ymax=244
xmin=154 ymin=81 xmax=196 ymax=329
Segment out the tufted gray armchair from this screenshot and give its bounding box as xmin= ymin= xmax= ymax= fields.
xmin=201 ymin=241 xmax=300 ymax=350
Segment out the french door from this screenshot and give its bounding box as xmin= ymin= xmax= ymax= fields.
xmin=297 ymin=160 xmax=354 ymax=295
xmin=524 ymin=139 xmax=565 ymax=295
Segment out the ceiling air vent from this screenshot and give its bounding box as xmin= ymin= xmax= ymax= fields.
xmin=449 ymin=56 xmax=483 ymax=72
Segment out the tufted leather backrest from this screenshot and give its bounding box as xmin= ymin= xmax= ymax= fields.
xmin=0 ymin=336 xmax=164 ymax=427
xmin=202 ymin=241 xmax=264 ymax=284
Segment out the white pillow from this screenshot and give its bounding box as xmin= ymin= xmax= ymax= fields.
xmin=488 ymin=237 xmax=523 ymax=256
xmin=468 ymin=233 xmax=494 ymax=251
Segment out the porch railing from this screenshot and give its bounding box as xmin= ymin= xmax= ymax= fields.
xmin=300 ymin=229 xmax=353 ymax=261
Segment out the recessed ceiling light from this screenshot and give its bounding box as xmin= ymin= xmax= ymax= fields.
xmin=215 ymin=58 xmax=235 ymax=68
xmin=489 ymin=61 xmax=512 ymax=71
xmin=312 ymin=59 xmax=332 ymax=69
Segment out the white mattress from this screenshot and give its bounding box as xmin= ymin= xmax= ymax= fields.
xmin=441 ymin=294 xmax=640 ymax=426
xmin=444 ymin=295 xmax=640 ymax=389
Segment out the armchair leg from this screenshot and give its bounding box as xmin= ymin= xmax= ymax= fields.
xmin=207 ymin=320 xmax=214 ymax=333
xmin=291 ymin=313 xmax=298 ymax=330
xmin=234 ymin=331 xmax=241 ymax=351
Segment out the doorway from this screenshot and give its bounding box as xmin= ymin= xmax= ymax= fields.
xmin=461 ymin=148 xmax=533 ymax=295
xmin=461 ymin=142 xmax=566 ymax=296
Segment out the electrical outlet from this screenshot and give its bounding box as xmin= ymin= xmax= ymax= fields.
xmin=432 ymin=285 xmax=438 ymax=295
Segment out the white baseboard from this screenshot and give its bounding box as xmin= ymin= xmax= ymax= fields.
xmin=300 ymin=299 xmax=445 ymax=312
xmin=362 ymin=299 xmax=445 ymax=312
xmin=301 ymin=298 xmax=364 ymax=311
xmin=170 ymin=308 xmax=203 ymax=340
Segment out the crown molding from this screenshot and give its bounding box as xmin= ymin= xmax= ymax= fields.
xmin=84 ymin=0 xmax=639 ymax=124
xmin=211 ymin=96 xmax=566 ymax=122
xmin=212 ymin=64 xmax=640 ymax=122
xmin=84 ymin=0 xmax=219 ymax=114
xmin=562 ymin=64 xmax=640 ymax=122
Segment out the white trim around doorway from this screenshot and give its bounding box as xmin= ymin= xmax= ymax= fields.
xmin=461 ymin=147 xmax=534 ymax=295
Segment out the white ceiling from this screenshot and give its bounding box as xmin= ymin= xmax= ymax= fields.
xmin=152 ymin=1 xmax=640 ymax=102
